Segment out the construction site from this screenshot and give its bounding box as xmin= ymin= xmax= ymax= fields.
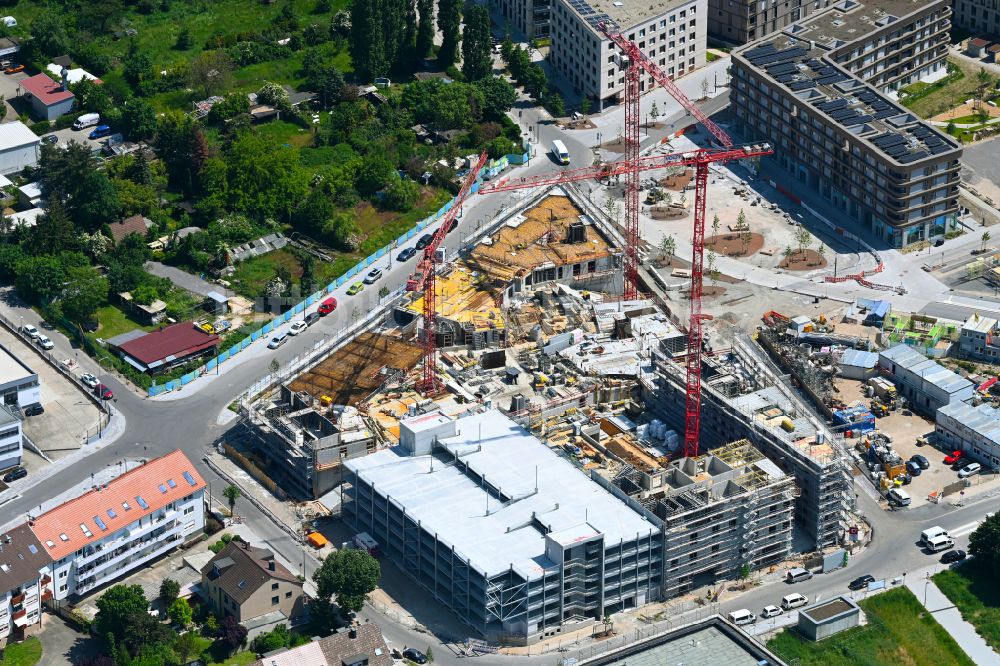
xmin=230 ymin=21 xmax=864 ymax=644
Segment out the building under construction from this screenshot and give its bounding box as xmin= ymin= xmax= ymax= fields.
xmin=597 ymin=440 xmax=795 ymax=597
xmin=642 ymin=333 xmax=852 ymax=550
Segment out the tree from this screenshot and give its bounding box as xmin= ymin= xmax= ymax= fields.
xmin=251 ymin=623 xmax=293 ymax=653
xmin=190 ymin=50 xmax=234 ymax=97
xmin=711 ymin=213 xmax=720 ymax=240
xmin=383 ymin=174 xmax=420 ymax=211
xmin=659 ymin=233 xmax=676 ymax=258
xmin=736 ymin=208 xmax=747 ymax=231
xmin=580 ymin=96 xmax=591 ymax=117
xmin=701 ymin=77 xmax=710 ymax=99
xmin=159 ymin=579 xmax=180 ymax=605
xmin=313 ymin=548 xmax=381 ymax=613
xmin=461 ymin=6 xmax=492 ymax=81
xmin=217 ymin=615 xmax=248 ymax=654
xmin=706 ymin=251 xmax=718 ymax=285
xmin=30 ymin=14 xmax=69 ymax=57
xmin=123 ymin=41 xmax=154 ymax=89
xmin=94 ymin=585 xmax=149 ymax=649
xmin=175 ymin=26 xmax=192 ymax=50
xmin=969 ymin=511 xmax=1000 ymax=575
xmin=738 ymin=563 xmax=751 ymax=582
xmin=61 ymin=266 xmax=108 ymax=322
xmin=173 ymin=632 xmax=198 ymax=666
xmin=416 ymin=0 xmax=435 ymax=57
xmin=649 ymin=101 xmax=659 ymax=124
xmin=475 ymin=76 xmax=517 ymax=121
xmin=438 ymin=0 xmax=462 ymax=66
xmin=223 ymin=131 xmax=309 ymax=221
xmin=257 ymin=81 xmax=293 ymax=114
xmin=223 ymin=484 xmax=241 ymax=517
xmin=121 ymin=98 xmax=158 ymax=140
xmin=168 ymin=597 xmax=193 ymax=627
xmin=349 ymin=0 xmax=386 ymax=81
xmin=794 ymin=224 xmax=813 ymax=256
xmin=293 ymin=189 xmax=335 ymax=238
xmin=29 ymin=200 xmax=77 ymax=255
xmin=545 ymin=92 xmax=565 ymax=118
xmin=741 ymin=228 xmax=752 ymax=256
xmin=983 ymin=230 xmax=992 ymax=252
xmin=14 ymin=256 xmax=67 ymax=304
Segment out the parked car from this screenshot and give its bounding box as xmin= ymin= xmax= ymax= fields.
xmin=3 ymin=63 xmax=24 ymax=74
xmin=42 ymin=134 xmax=58 ymax=144
xmin=36 ymin=334 xmax=53 ymax=350
xmin=80 ymin=373 xmax=99 ymax=389
xmin=267 ymin=331 xmax=288 ymax=349
xmin=363 ymin=268 xmax=383 ymax=284
xmin=94 ymin=384 xmax=113 ymax=400
xmin=785 ymin=568 xmax=813 ymax=584
xmin=304 ymin=312 xmax=320 ymax=326
xmin=728 ymin=609 xmax=756 ymax=626
xmin=2 ymin=467 xmax=27 ymax=483
xmin=347 ymin=282 xmax=364 ymax=295
xmin=781 ymin=593 xmax=809 ymax=610
xmin=415 ymin=233 xmax=434 ymax=249
xmin=402 ymin=649 xmax=428 ymax=664
xmin=906 ymin=460 xmax=922 ymax=476
xmin=288 ymin=321 xmax=307 ymax=336
xmin=848 ymin=574 xmax=875 ymax=591
xmin=88 ymin=125 xmax=112 ymax=140
xmin=941 ymin=549 xmax=967 ymax=564
xmin=944 ymin=450 xmax=963 ymax=465
xmin=760 ymin=605 xmax=783 ymax=619
xmin=23 ymin=404 xmax=43 ymax=416
xmin=958 ymin=462 xmax=981 ymax=479
xmin=909 ymin=454 xmax=930 ymax=470
xmin=445 ymin=218 xmax=459 ymax=233
xmin=397 ymin=247 xmax=417 ymax=262
xmin=318 ymin=297 xmax=337 ymax=315
xmin=21 ymin=324 xmax=39 ymax=340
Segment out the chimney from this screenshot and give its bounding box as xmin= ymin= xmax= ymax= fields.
xmin=349 ymin=627 xmax=357 ymax=639
xmin=268 ymin=560 xmax=275 ymax=571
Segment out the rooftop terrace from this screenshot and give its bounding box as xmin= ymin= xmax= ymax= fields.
xmin=738 ymin=36 xmax=959 ymax=165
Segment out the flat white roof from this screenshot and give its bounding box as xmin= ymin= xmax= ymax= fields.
xmin=9 ymin=207 xmax=44 ymax=228
xmin=400 ymin=410 xmax=452 ymax=434
xmin=0 ymin=121 xmax=40 ymax=151
xmin=347 ymin=410 xmax=657 ymax=579
xmin=18 ymin=182 xmax=41 ymax=199
xmin=0 ymin=343 xmax=35 ymax=387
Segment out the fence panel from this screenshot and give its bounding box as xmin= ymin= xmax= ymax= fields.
xmin=294 ymin=302 xmax=305 ymax=314
xmin=205 ymin=358 xmax=217 ymax=372
xmin=164 ymin=379 xmax=180 ymax=392
xmin=148 ymin=384 xmax=167 ymax=396
xmin=180 ymin=371 xmax=197 ymax=385
xmin=218 ymin=349 xmax=231 ymax=363
xmin=261 ymin=322 xmax=273 ymax=335
xmin=239 ymin=337 xmax=252 ymax=350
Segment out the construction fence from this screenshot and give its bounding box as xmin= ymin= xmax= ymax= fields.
xmin=148 ymin=146 xmax=532 ymax=397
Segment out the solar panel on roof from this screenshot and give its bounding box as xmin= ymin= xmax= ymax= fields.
xmin=930 ymin=144 xmax=952 ymax=154
xmin=842 ymin=114 xmax=871 ymax=126
xmin=93 ymin=515 xmax=107 ymax=531
xmin=790 ymin=80 xmax=817 ymax=90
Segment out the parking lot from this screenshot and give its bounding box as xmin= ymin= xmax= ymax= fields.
xmin=40 ymin=125 xmax=108 ymax=152
xmin=0 ymin=69 xmax=29 ymax=121
xmin=0 ymin=323 xmax=104 ymax=471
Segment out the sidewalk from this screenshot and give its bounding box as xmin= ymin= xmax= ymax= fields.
xmin=905 ymin=572 xmax=999 ymax=665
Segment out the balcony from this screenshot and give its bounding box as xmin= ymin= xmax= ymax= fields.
xmin=76 ymin=533 xmax=184 ymax=595
xmin=77 ymin=511 xmax=179 ymax=566
xmin=78 ymin=523 xmax=186 ymax=582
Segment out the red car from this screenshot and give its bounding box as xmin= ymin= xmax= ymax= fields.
xmin=94 ymin=384 xmax=113 ymax=400
xmin=944 ymin=450 xmax=963 ymax=465
xmin=318 ymin=297 xmax=337 ymax=316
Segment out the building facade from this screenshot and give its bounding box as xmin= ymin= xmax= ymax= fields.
xmin=953 ymin=0 xmax=1000 ymax=37
xmin=935 ymin=401 xmax=1000 ymax=470
xmin=0 ymin=343 xmax=40 ymax=412
xmin=0 ymin=405 xmax=22 ymax=473
xmin=709 ymin=0 xmax=820 ymax=45
xmin=28 ymin=449 xmax=206 ymax=600
xmin=877 ymin=344 xmax=975 ymax=416
xmin=959 ymin=314 xmax=1000 ymax=361
xmin=0 ymin=121 xmax=40 ymax=176
xmin=344 ymin=410 xmax=663 ymax=644
xmin=731 ymin=36 xmax=962 ymax=248
xmin=548 ymin=0 xmax=706 ymax=107
xmin=18 ymin=74 xmax=75 ymax=122
xmin=495 ymin=0 xmax=550 ymax=40
xmin=0 ymin=525 xmax=52 ymax=648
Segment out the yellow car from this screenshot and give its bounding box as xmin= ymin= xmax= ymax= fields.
xmin=347 ymin=282 xmax=364 ymax=295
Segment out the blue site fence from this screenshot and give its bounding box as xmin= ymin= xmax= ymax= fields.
xmin=147 ymin=147 xmax=531 ymax=396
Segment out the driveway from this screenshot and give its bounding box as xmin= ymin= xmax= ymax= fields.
xmin=145 ymin=261 xmax=232 ymax=299
xmin=0 ymin=69 xmax=29 ymax=122
xmin=36 ymin=613 xmax=100 ymax=665
xmin=40 ymin=125 xmax=109 ymax=152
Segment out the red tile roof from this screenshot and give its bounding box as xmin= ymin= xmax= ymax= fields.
xmin=28 ymin=449 xmax=206 ymax=560
xmin=20 ymin=73 xmax=74 ymax=106
xmin=117 ymin=322 xmax=219 ymax=367
xmin=110 ymin=214 xmax=151 ymax=243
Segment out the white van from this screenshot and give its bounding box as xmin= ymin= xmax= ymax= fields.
xmin=786 ymin=568 xmax=813 ymax=583
xmin=73 ymin=113 xmax=101 ymax=130
xmin=921 ymin=526 xmax=949 ymax=546
xmin=888 ymin=488 xmax=911 ymax=506
xmin=267 ymin=331 xmax=288 ymax=349
xmin=781 ymin=593 xmax=809 ymax=610
xmin=551 ymin=139 xmax=570 ymax=165
xmin=926 ymin=534 xmax=955 ymax=552
xmin=728 ymin=608 xmax=756 ymax=626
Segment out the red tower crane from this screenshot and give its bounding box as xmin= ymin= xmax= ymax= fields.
xmin=409 ymin=151 xmax=489 ymax=395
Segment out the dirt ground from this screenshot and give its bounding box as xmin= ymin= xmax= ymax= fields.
xmin=931 ymin=101 xmax=1000 ymax=122
xmin=661 ymin=169 xmax=693 ymax=190
xmin=779 ymin=248 xmax=828 ymax=270
xmin=705 ymin=232 xmax=764 ymax=257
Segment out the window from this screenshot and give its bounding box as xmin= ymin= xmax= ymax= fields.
xmin=58 ymin=570 xmax=67 ymax=579
xmin=272 ymin=583 xmax=279 ymax=591
xmin=272 ymin=596 xmax=279 ymax=605
xmin=285 ymin=591 xmax=292 ymax=598
xmin=107 ymin=508 xmax=117 ymax=519
xmin=184 ymin=506 xmax=194 ymax=515
xmin=135 ymin=495 xmax=149 ymax=510
xmin=93 ymin=516 xmax=108 ymax=531
xmin=59 ymin=584 xmax=67 ymax=592
xmin=167 ymin=479 xmax=177 ymax=489
xmin=122 ymin=502 xmax=131 ymax=511
xmin=158 ymin=484 xmax=168 ymax=494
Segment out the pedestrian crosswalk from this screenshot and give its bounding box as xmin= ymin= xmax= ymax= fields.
xmin=948 ymin=520 xmax=982 ymax=539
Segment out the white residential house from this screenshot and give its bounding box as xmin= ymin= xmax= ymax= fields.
xmin=0 ymin=524 xmax=52 ymax=648
xmin=28 ymin=449 xmax=206 ymax=600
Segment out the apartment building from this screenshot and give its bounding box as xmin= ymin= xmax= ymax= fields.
xmin=343 ymin=410 xmax=663 ymax=645
xmin=785 ymin=0 xmax=952 ymax=94
xmin=959 ymin=314 xmax=1000 ymax=362
xmin=936 ymin=401 xmax=1000 ymax=470
xmin=709 ymin=0 xmax=823 ymax=45
xmin=598 ymin=440 xmax=795 ymax=598
xmin=731 ymin=36 xmax=962 ymax=248
xmin=548 ymin=0 xmax=706 ymax=108
xmin=495 ymin=0 xmax=551 ymax=40
xmin=28 ymin=449 xmax=206 ymax=600
xmin=201 ymin=540 xmax=307 ymax=639
xmin=0 ymin=524 xmax=52 ymax=648
xmin=878 ymin=344 xmax=975 ymax=416
xmin=953 ymin=0 xmax=1000 ymax=37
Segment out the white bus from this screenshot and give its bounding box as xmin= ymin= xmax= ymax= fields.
xmin=551 ymin=139 xmax=570 ymax=165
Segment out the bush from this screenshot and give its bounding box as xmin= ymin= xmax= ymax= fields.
xmin=31 ymin=120 xmax=51 ymax=135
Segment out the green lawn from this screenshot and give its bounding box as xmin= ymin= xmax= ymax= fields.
xmin=901 ymin=58 xmax=985 ymax=119
xmin=89 ymin=304 xmax=157 ymax=340
xmin=934 ymin=561 xmax=1000 ymax=652
xmin=205 ymin=650 xmax=257 ymax=666
xmin=766 ymin=588 xmax=975 ymax=666
xmin=256 ymin=120 xmax=316 ymax=149
xmin=0 ymin=637 xmax=42 ymax=666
